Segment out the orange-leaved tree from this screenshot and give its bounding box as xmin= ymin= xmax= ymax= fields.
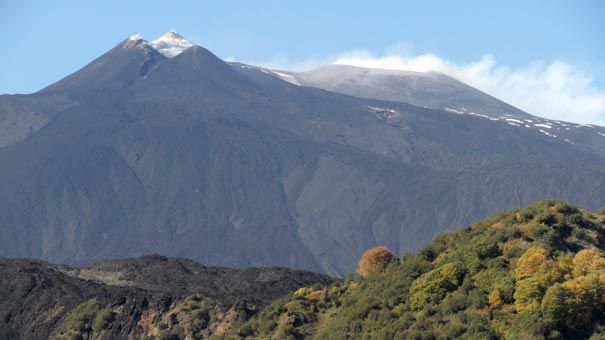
xmin=357 ymin=246 xmax=398 ymax=278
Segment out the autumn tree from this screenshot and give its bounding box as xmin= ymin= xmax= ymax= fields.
xmin=357 ymin=246 xmax=398 ymax=278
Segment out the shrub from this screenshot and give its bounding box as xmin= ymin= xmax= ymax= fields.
xmin=494 ymin=276 xmax=516 ymax=303
xmin=409 ymin=263 xmax=464 ymax=309
xmin=571 ymin=228 xmax=591 ymax=242
xmin=514 ymin=278 xmax=545 ymax=313
xmin=93 ymin=309 xmax=115 ymax=331
xmin=420 ymin=247 xmax=437 ymax=262
xmin=54 ymin=299 xmax=102 ymax=339
xmin=541 ymin=283 xmax=568 ymax=324
xmin=554 ymin=202 xmax=580 ymax=215
xmin=357 ymin=246 xmax=398 ymax=278
xmin=471 ymin=239 xmax=501 ymax=259
xmin=515 ymin=246 xmax=548 ymax=280
xmin=572 ymin=249 xmax=605 ymax=277
xmin=488 ymin=289 xmax=504 ymax=309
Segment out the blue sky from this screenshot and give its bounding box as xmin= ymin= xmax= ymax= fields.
xmin=1 ymin=0 xmax=604 ymax=124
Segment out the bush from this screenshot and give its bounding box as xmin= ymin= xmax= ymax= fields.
xmin=572 ymin=249 xmax=605 ymax=277
xmin=554 ymin=203 xmax=580 ymax=215
xmin=514 ymin=278 xmax=545 ymax=313
xmin=420 ymin=247 xmax=437 ymax=262
xmin=541 ymin=283 xmax=568 ymax=324
xmin=93 ymin=309 xmax=115 ymax=331
xmin=515 ymin=246 xmax=549 ymax=280
xmin=488 ymin=289 xmax=504 ymax=309
xmin=54 ymin=299 xmax=103 ymax=339
xmin=357 ymin=246 xmax=398 ymax=278
xmin=409 ymin=263 xmax=465 ymax=309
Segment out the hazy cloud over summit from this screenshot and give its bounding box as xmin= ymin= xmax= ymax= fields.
xmin=251 ymin=49 xmax=605 ymax=126
xmin=334 ymin=51 xmax=605 ymax=126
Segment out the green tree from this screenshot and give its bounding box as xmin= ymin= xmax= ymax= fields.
xmin=409 ymin=263 xmax=464 ymax=309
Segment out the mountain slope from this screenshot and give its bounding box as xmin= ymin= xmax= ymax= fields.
xmin=241 ymin=201 xmax=605 ymax=339
xmin=40 ymin=36 xmax=166 ymax=99
xmin=1 ymin=33 xmax=605 ymax=276
xmin=0 ymin=93 xmax=76 ymax=148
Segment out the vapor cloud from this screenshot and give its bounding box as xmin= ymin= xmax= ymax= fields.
xmin=251 ymin=50 xmax=605 ymax=126
xmin=333 ymin=52 xmax=605 ymax=126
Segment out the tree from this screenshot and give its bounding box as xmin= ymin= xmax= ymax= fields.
xmin=572 ymin=249 xmax=605 ymax=277
xmin=515 ymin=246 xmax=549 ymax=280
xmin=409 ymin=263 xmax=464 ymax=309
xmin=357 ymin=246 xmax=398 ymax=278
xmin=541 ymin=283 xmax=568 ymax=324
xmin=488 ymin=289 xmax=504 ymax=309
xmin=514 ymin=278 xmax=545 ymax=313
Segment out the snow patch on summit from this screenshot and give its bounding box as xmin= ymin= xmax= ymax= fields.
xmin=122 ymin=34 xmax=149 ymax=48
xmin=128 ymin=34 xmax=144 ymax=41
xmin=151 ymin=30 xmax=194 ymax=58
xmin=271 ymin=71 xmax=301 ymax=85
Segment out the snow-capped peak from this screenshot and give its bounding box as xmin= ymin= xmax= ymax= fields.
xmin=128 ymin=34 xmax=144 ymax=41
xmin=122 ymin=34 xmax=149 ymax=48
xmin=150 ymin=30 xmax=194 ymax=58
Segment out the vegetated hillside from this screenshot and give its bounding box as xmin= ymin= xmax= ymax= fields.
xmin=0 ymin=255 xmax=333 ymax=339
xmin=2 ymin=33 xmax=605 ymax=277
xmin=3 ymin=201 xmax=604 ymax=339
xmin=239 ymin=201 xmax=605 ymax=339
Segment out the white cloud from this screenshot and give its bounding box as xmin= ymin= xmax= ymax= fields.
xmin=248 ymin=49 xmax=605 ymax=126
xmin=332 ymin=52 xmax=605 ymax=126
xmin=247 ymin=52 xmax=327 ymax=73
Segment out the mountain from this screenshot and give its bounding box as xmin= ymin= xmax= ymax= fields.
xmin=1 ymin=32 xmax=605 ymax=277
xmin=0 ymin=255 xmax=333 ymax=339
xmin=240 ymin=201 xmax=605 ymax=339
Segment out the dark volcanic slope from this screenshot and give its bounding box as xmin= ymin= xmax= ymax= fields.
xmin=0 ymin=255 xmax=333 ymax=339
xmin=0 ymin=258 xmax=147 ymax=339
xmin=1 ymin=36 xmax=605 ymax=276
xmin=69 ymin=254 xmax=334 ymax=307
